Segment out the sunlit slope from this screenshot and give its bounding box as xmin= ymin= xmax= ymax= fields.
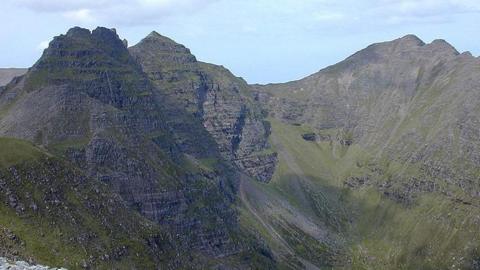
xmin=240 ymin=119 xmax=480 ymax=269
xmin=0 ymin=137 xmax=172 ymax=269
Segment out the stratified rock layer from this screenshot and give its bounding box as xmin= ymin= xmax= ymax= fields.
xmin=130 ymin=32 xmax=277 ymax=182
xmin=254 ymin=35 xmax=480 ymax=198
xmin=0 ymin=27 xmax=275 ymax=268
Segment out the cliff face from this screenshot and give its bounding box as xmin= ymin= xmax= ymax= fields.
xmin=254 ymin=35 xmax=480 ymax=200
xmin=247 ymin=35 xmax=480 ymax=269
xmin=129 ymin=32 xmax=277 ymax=182
xmin=3 ymin=27 xmax=480 ymax=269
xmin=0 ymin=27 xmax=275 ymax=268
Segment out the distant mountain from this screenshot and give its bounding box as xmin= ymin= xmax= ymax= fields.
xmin=251 ymin=35 xmax=480 ymax=269
xmin=0 ymin=68 xmax=27 ymax=86
xmin=254 ymin=34 xmax=480 ymax=199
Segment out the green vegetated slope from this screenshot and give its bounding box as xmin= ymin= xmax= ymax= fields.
xmin=239 ymin=119 xmax=480 ymax=269
xmin=246 ymin=35 xmax=480 ymax=269
xmin=0 ymin=137 xmax=276 ymax=269
xmin=0 ymin=137 xmax=172 ymax=269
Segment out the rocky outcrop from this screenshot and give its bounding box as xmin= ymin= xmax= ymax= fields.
xmin=130 ymin=32 xmax=277 ymax=183
xmin=0 ymin=27 xmax=275 ymax=268
xmin=0 ymin=257 xmax=66 ymax=270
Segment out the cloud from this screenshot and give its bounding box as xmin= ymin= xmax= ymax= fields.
xmin=62 ymin=9 xmax=96 ymax=24
xmin=11 ymin=0 xmax=219 ymax=26
xmin=8 ymin=0 xmax=480 ymax=31
xmin=36 ymin=40 xmax=50 ymax=51
xmin=372 ymin=0 xmax=480 ymax=23
xmin=12 ymin=0 xmax=127 ymax=12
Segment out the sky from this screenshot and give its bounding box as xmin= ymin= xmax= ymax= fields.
xmin=0 ymin=0 xmax=479 ymax=84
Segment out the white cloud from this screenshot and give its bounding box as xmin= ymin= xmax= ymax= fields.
xmin=62 ymin=9 xmax=96 ymax=24
xmin=12 ymin=0 xmax=126 ymax=12
xmin=36 ymin=40 xmax=50 ymax=51
xmin=11 ymin=0 xmax=219 ymax=26
xmin=374 ymin=0 xmax=480 ymax=18
xmin=7 ymin=0 xmax=480 ymax=32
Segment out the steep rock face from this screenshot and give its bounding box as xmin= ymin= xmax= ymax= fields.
xmin=254 ymin=35 xmax=480 ymax=197
xmin=0 ymin=27 xmax=274 ymax=268
xmin=248 ymin=35 xmax=480 ymax=269
xmin=130 ymin=32 xmax=277 ymax=182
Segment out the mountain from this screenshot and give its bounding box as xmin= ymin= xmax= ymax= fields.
xmin=129 ymin=31 xmax=277 ymax=182
xmin=1 ymin=28 xmax=480 ymax=270
xmin=0 ymin=27 xmax=275 ymax=269
xmin=251 ymin=35 xmax=480 ymax=269
xmin=0 ymin=68 xmax=27 ymax=86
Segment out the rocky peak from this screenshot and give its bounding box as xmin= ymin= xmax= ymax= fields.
xmin=375 ymin=34 xmax=426 ymax=54
xmin=131 ymin=31 xmax=197 ymax=66
xmin=44 ymin=27 xmax=128 ymax=60
xmin=338 ymin=34 xmax=426 ymax=68
xmin=65 ymin=26 xmax=91 ymax=38
xmin=91 ymin=27 xmax=124 ymax=45
xmin=395 ymin=34 xmax=426 ymax=47
xmin=426 ymin=39 xmax=460 ymax=56
xmin=24 ymin=26 xmax=150 ymax=109
xmin=130 ymin=31 xmax=278 ymax=182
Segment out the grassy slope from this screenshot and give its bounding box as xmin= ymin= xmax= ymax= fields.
xmin=0 ymin=137 xmax=174 ymax=269
xmin=0 ymin=138 xmax=44 ymax=168
xmin=0 ymin=137 xmax=277 ymax=269
xmin=239 ymin=119 xmax=480 ymax=269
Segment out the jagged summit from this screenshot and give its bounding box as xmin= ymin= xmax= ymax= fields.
xmin=326 ymin=34 xmax=464 ymax=73
xmin=146 ymin=30 xmax=178 ymax=43
xmin=142 ymin=30 xmax=189 ymax=49
xmin=395 ymin=34 xmax=426 ymax=47
xmin=427 ymin=38 xmax=460 ymax=55
xmin=389 ymin=35 xmax=459 ymax=56
xmin=63 ymin=26 xmax=119 ymax=41
xmin=24 ymin=26 xmax=149 ymax=108
xmin=370 ymin=34 xmax=462 ymax=56
xmin=130 ymin=30 xmax=197 ymax=66
xmin=65 ymin=26 xmax=91 ymax=38
xmin=42 ymin=26 xmax=127 ymax=60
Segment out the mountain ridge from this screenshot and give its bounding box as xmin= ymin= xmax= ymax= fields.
xmin=0 ymin=26 xmax=277 ymax=269
xmin=251 ymin=31 xmax=480 ymax=269
xmin=1 ymin=27 xmax=480 ymax=269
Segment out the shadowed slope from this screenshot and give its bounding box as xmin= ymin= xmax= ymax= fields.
xmin=250 ymin=35 xmax=480 ymax=269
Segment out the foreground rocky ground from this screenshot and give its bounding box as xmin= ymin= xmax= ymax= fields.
xmin=0 ymin=257 xmax=66 ymax=270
